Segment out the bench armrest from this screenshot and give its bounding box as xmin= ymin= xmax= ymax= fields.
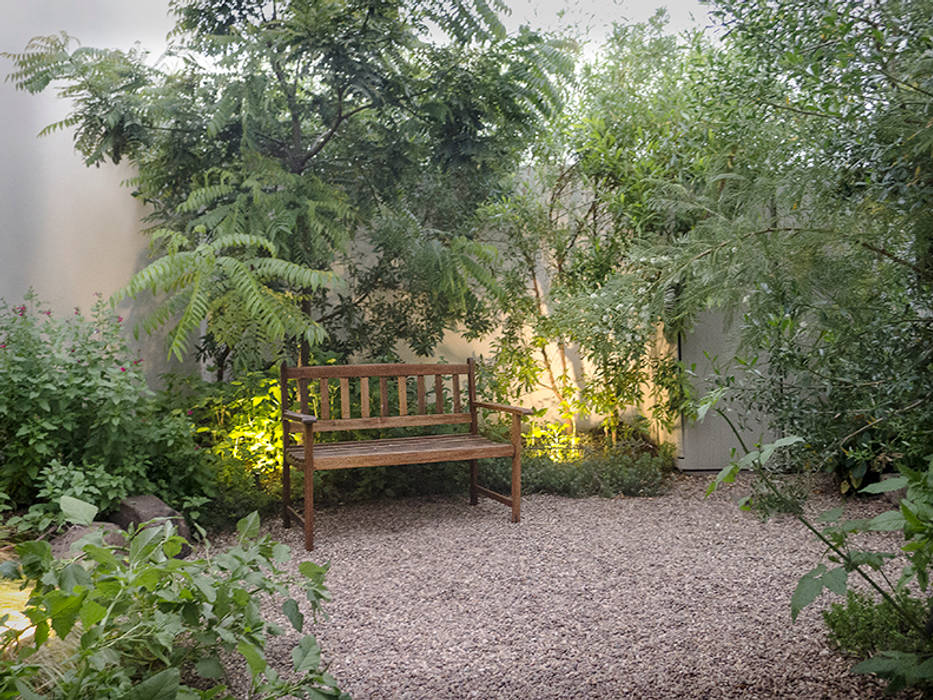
xmin=472 ymin=401 xmax=533 ymax=416
xmin=283 ymin=410 xmax=318 ymax=424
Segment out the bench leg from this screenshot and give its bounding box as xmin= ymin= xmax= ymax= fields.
xmin=511 ymin=414 xmax=521 ymax=523
xmin=304 ymin=466 xmax=314 ymax=551
xmin=469 ymin=459 xmax=478 ymax=505
xmin=283 ymin=456 xmax=291 ymax=529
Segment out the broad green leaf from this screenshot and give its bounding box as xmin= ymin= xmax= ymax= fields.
xmin=759 ymin=436 xmax=803 ymax=464
xmin=821 ymin=566 xmax=847 ymax=596
xmin=865 ymin=510 xmax=906 ymax=532
xmin=292 ymin=635 xmax=322 ymax=673
xmin=79 ymin=599 xmax=107 ymax=628
xmin=818 ymin=507 xmax=844 ymax=523
xmin=706 ymin=462 xmax=739 ymax=496
xmin=237 ymin=511 xmax=261 ymax=540
xmin=196 ymin=656 xmax=226 ymax=680
xmin=13 ymin=679 xmax=45 ymax=700
xmin=283 ymin=597 xmax=304 ymax=632
xmin=59 ymin=495 xmax=98 ymax=526
xmin=237 ymin=640 xmax=267 ymax=676
xmin=82 ymin=543 xmax=118 ymax=567
xmin=860 ymin=477 xmax=908 ymax=494
xmin=118 ymin=668 xmax=180 ymax=700
xmin=791 ymin=566 xmax=825 ymax=621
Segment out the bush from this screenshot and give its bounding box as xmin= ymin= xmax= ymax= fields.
xmin=823 ymin=590 xmax=930 ymax=661
xmin=480 ymin=430 xmax=675 ymax=499
xmin=0 ymin=502 xmax=345 ymax=699
xmin=0 ymin=292 xmax=214 ymax=534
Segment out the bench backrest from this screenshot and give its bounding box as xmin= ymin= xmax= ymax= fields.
xmin=280 ymin=360 xmax=478 ymax=435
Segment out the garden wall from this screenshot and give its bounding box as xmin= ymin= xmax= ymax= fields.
xmin=0 ymin=0 xmax=179 ymax=381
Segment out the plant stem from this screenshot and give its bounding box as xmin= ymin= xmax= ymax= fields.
xmin=714 ymin=407 xmax=928 ymax=636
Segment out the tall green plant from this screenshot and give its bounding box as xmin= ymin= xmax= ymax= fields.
xmin=1 ymin=503 xmax=344 ymax=699
xmin=4 ymin=0 xmax=569 ymax=369
xmin=0 ymin=292 xmax=213 ymax=531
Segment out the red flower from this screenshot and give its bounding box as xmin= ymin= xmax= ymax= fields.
xmin=120 ymin=367 xmax=127 ymax=372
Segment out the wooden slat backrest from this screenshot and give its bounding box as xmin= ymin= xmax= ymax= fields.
xmin=282 ymin=363 xmax=474 ymax=433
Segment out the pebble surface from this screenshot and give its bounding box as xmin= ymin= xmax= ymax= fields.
xmin=232 ymin=473 xmax=919 ymax=699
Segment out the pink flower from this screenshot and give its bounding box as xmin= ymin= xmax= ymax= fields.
xmin=117 ymin=316 xmax=123 ymax=323
xmin=41 ymin=310 xmax=52 ymax=316
xmin=0 ymin=344 xmax=6 ymax=350
xmin=132 ymin=359 xmax=143 ymax=366
xmin=74 ymin=307 xmax=80 ymax=316
xmin=120 ymin=367 xmax=127 ymax=372
xmin=187 ymin=409 xmax=193 ymax=415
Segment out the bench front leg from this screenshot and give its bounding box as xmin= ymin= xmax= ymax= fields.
xmin=303 ymin=422 xmax=315 ymax=551
xmin=511 ymin=412 xmax=521 ymax=522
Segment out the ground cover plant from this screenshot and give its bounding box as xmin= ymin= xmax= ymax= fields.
xmin=0 ymin=292 xmax=214 ymax=537
xmin=0 ymin=501 xmax=342 ymax=700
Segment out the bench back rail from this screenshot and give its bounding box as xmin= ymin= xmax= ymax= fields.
xmin=280 ymin=360 xmax=478 ymax=440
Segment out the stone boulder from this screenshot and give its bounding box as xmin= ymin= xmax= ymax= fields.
xmin=109 ymin=495 xmax=192 ymax=557
xmin=50 ymin=521 xmax=124 ymax=559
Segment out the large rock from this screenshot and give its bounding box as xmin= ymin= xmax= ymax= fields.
xmin=50 ymin=521 xmax=124 ymax=559
xmin=109 ymin=495 xmax=192 ymax=557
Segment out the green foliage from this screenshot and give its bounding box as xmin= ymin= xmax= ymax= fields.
xmin=0 ymin=292 xmax=214 ymax=535
xmin=4 ymin=1 xmax=569 ymax=369
xmin=823 ymin=590 xmax=930 ymax=662
xmin=477 ymin=13 xmax=707 ymax=435
xmin=0 ymin=506 xmax=345 ymax=699
xmin=481 ymin=431 xmax=675 ymax=499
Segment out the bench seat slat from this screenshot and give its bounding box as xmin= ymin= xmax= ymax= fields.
xmin=286 ymin=434 xmax=513 ymax=470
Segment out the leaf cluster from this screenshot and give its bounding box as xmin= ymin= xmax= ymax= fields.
xmin=0 ymin=506 xmax=344 ymax=699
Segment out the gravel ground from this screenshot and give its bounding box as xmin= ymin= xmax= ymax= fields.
xmin=239 ymin=473 xmax=917 ymax=699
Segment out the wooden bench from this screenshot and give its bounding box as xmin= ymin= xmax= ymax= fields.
xmin=280 ymin=359 xmax=532 ymax=550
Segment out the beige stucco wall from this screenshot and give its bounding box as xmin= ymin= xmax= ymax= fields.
xmin=1 ymin=1 xmax=180 ymax=380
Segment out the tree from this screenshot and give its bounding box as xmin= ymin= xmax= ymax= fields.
xmin=5 ymin=0 xmax=568 ymax=371
xmin=478 ymin=13 xmax=712 ymax=438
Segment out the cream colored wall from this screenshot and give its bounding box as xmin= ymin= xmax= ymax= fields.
xmin=1 ymin=1 xmax=181 ymax=379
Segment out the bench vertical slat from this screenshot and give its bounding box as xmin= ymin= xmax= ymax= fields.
xmin=320 ymin=379 xmax=330 ymax=420
xmin=434 ymin=374 xmax=444 ymax=413
xmin=298 ymin=378 xmax=310 ymax=416
xmin=398 ymin=376 xmax=408 ymax=415
xmin=340 ymin=377 xmax=350 ymax=419
xmin=280 ymin=363 xmax=292 ymax=528
xmin=360 ymin=377 xmax=370 ymax=418
xmin=452 ymin=374 xmax=461 ymax=413
xmin=468 ymin=358 xmax=478 ymax=434
xmin=417 ymin=376 xmax=426 ymax=414
xmin=380 ymin=377 xmax=388 ymax=417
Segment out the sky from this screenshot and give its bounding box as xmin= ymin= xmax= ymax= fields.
xmin=504 ymin=0 xmax=713 ymax=42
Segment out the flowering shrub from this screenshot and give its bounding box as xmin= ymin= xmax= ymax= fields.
xmin=0 ymin=291 xmax=213 ymax=532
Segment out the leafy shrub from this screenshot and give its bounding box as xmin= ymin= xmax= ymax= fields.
xmin=480 ymin=430 xmax=675 ymax=498
xmin=0 ymin=292 xmax=214 ymax=533
xmin=823 ymin=590 xmax=930 ymax=660
xmin=0 ymin=502 xmax=345 ymax=699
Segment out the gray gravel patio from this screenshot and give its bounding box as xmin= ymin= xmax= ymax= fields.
xmin=238 ymin=472 xmax=915 ymax=699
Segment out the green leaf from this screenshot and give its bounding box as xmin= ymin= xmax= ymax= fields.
xmin=292 ymin=635 xmax=322 ymax=674
xmin=860 ymin=477 xmax=908 ymax=494
xmin=236 ymin=511 xmax=260 ymax=541
xmin=865 ymin=510 xmax=906 ymax=532
xmin=13 ymin=679 xmax=45 ymax=700
xmin=196 ymin=656 xmax=226 ymax=680
xmin=283 ymin=598 xmax=304 ymax=632
xmin=759 ymin=435 xmax=803 ymax=464
xmin=79 ymin=599 xmax=107 ymax=628
xmin=791 ymin=566 xmax=825 ymax=621
xmin=118 ymin=668 xmax=180 ymax=700
xmin=821 ymin=566 xmax=847 ymax=596
xmin=818 ymin=506 xmax=844 ymax=523
xmin=706 ymin=462 xmax=740 ymax=496
xmin=237 ymin=640 xmax=267 ymax=676
xmin=59 ymin=495 xmax=98 ymax=525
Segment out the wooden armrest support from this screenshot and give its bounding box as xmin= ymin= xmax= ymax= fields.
xmin=283 ymin=410 xmax=318 ymax=424
xmin=472 ymin=401 xmax=533 ymax=416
